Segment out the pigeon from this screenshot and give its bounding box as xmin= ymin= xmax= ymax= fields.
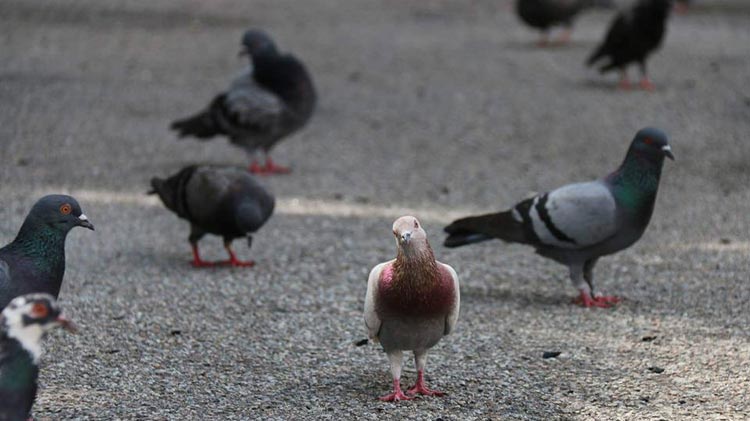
xmin=516 ymin=0 xmax=611 ymax=45
xmin=444 ymin=127 xmax=673 ymax=308
xmin=149 ymin=165 xmax=275 ymax=267
xmin=586 ymin=0 xmax=672 ymax=91
xmin=0 ymin=195 xmax=94 ymax=309
xmin=170 ymin=29 xmax=317 ymax=175
xmin=364 ymin=216 xmax=460 ymax=401
xmin=0 ymin=293 xmax=76 ymax=421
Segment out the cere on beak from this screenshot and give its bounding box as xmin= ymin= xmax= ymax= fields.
xmin=77 ymin=214 xmax=95 ymax=231
xmin=662 ymin=145 xmax=675 ymax=161
xmin=56 ymin=314 xmax=78 ymax=333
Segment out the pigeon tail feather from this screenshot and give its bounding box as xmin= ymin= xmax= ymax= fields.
xmin=443 ymin=211 xmax=525 ymax=248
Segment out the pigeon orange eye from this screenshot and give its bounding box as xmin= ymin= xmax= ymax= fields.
xmin=643 ymin=137 xmax=654 ymax=145
xmin=60 ymin=204 xmax=72 ymax=215
xmin=31 ymin=302 xmax=48 ymax=318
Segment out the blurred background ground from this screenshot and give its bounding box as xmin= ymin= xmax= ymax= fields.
xmin=1 ymin=0 xmax=749 ymax=419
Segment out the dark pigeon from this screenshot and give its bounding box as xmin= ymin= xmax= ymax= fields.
xmin=444 ymin=128 xmax=674 ymax=308
xmin=149 ymin=165 xmax=275 ymax=267
xmin=170 ymin=29 xmax=317 ymax=175
xmin=0 ymin=195 xmax=94 ymax=309
xmin=516 ymin=0 xmax=612 ymax=45
xmin=0 ymin=293 xmax=76 ymax=421
xmin=586 ymin=0 xmax=672 ymax=91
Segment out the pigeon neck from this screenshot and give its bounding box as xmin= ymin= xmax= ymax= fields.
xmin=0 ymin=330 xmax=39 ymax=392
xmin=253 ymin=57 xmax=316 ymax=117
xmin=608 ymin=149 xmax=664 ymax=213
xmin=393 ymin=242 xmax=440 ymax=290
xmin=12 ymin=219 xmax=67 ymax=271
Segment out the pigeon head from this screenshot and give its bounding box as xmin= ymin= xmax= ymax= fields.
xmin=26 ymin=195 xmax=94 ymax=233
xmin=392 ymin=216 xmax=429 ymax=250
xmin=629 ymin=127 xmax=674 ymax=162
xmin=240 ymin=30 xmax=278 ymax=58
xmin=1 ymin=293 xmax=76 ymax=361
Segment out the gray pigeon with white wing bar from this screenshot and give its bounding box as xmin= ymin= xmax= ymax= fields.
xmin=444 ymin=127 xmax=673 ymax=307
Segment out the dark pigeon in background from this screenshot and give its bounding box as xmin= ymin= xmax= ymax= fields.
xmin=0 ymin=195 xmax=94 ymax=309
xmin=586 ymin=0 xmax=672 ymax=91
xmin=444 ymin=128 xmax=674 ymax=308
xmin=149 ymin=165 xmax=275 ymax=267
xmin=516 ymin=0 xmax=613 ymax=45
xmin=170 ymin=29 xmax=317 ymax=175
xmin=0 ymin=293 xmax=76 ymax=421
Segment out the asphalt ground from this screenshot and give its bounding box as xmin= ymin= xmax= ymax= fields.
xmin=1 ymin=0 xmax=749 ymax=419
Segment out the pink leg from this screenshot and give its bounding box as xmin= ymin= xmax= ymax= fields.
xmin=407 ymin=370 xmax=445 ymax=397
xmin=379 ymin=378 xmax=411 ymax=402
xmin=618 ymin=71 xmax=632 ymax=91
xmin=555 ymin=28 xmax=573 ymax=45
xmin=190 ymin=244 xmax=216 ymax=268
xmin=572 ymin=290 xmax=621 ymax=308
xmin=262 ymin=156 xmax=291 ymax=175
xmin=248 ymin=160 xmax=264 ymax=174
xmin=639 ymin=77 xmax=656 ymax=92
xmin=222 ymin=243 xmax=255 ymax=267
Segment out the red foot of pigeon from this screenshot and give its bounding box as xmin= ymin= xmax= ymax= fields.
xmin=618 ymin=78 xmax=632 ymax=91
xmin=379 ymin=379 xmax=412 ymax=402
xmin=639 ymin=78 xmax=656 ymax=92
xmin=190 ymin=245 xmax=216 ymax=267
xmin=249 ymin=161 xmax=264 ymax=174
xmin=573 ymin=291 xmax=621 ymax=308
xmin=261 ymin=157 xmax=291 ymax=175
xmin=407 ymin=371 xmax=445 ymax=397
xmin=220 ymin=245 xmax=256 ymax=267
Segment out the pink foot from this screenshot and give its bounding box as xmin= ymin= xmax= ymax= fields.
xmin=248 ymin=161 xmax=264 ymax=174
xmin=261 ymin=157 xmax=291 ymax=175
xmin=573 ymin=291 xmax=620 ymax=308
xmin=640 ymin=78 xmax=656 ymax=92
xmin=221 ymin=258 xmax=256 ymax=268
xmin=618 ymin=78 xmax=632 ymax=91
xmin=407 ymin=371 xmax=446 ymax=397
xmin=190 ymin=244 xmax=216 ymax=268
xmin=379 ymin=379 xmax=411 ymax=402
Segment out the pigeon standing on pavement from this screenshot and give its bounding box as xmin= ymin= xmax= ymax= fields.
xmin=0 ymin=293 xmax=76 ymax=421
xmin=444 ymin=128 xmax=673 ymax=308
xmin=0 ymin=195 xmax=94 ymax=309
xmin=516 ymin=0 xmax=612 ymax=45
xmin=149 ymin=165 xmax=275 ymax=267
xmin=586 ymin=0 xmax=672 ymax=91
xmin=170 ymin=29 xmax=317 ymax=175
xmin=365 ymin=216 xmax=460 ymax=401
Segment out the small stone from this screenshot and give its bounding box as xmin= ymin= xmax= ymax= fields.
xmin=355 ymin=338 xmax=368 ymax=347
xmin=648 ymin=366 xmax=664 ymax=374
xmin=642 ymin=336 xmax=657 ymax=342
xmin=542 ymin=351 xmax=561 ymax=359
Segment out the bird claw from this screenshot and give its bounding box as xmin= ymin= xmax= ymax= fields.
xmin=407 ymin=384 xmax=446 ymax=397
xmin=379 ymin=390 xmax=412 ymax=402
xmin=190 ymin=259 xmax=216 ymax=268
xmin=639 ymin=78 xmax=656 ymax=92
xmin=190 ymin=259 xmax=255 ymax=268
xmin=573 ymin=291 xmax=621 ymax=308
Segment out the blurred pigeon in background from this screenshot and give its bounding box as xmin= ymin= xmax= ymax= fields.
xmin=586 ymin=0 xmax=672 ymax=91
xmin=171 ymin=30 xmax=317 ymax=175
xmin=444 ymin=128 xmax=673 ymax=308
xmin=149 ymin=165 xmax=275 ymax=267
xmin=516 ymin=0 xmax=614 ymax=45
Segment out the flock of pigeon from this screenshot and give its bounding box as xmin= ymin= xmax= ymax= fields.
xmin=0 ymin=0 xmax=686 ymax=417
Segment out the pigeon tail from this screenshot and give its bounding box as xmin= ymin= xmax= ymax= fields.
xmin=170 ymin=96 xmax=225 ymax=139
xmin=444 ymin=211 xmax=524 ymax=248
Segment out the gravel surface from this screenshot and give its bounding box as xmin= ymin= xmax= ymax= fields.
xmin=1 ymin=0 xmax=749 ymax=419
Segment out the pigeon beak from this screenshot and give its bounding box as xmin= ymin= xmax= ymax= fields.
xmin=400 ymin=231 xmax=412 ymax=245
xmin=238 ymin=48 xmax=249 ymax=58
xmin=77 ymin=214 xmax=95 ymax=231
xmin=662 ymin=145 xmax=675 ymax=161
xmin=56 ymin=314 xmax=78 ymax=334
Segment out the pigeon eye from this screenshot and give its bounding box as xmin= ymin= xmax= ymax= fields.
xmin=414 ymin=221 xmax=419 ymax=228
xmin=643 ymin=137 xmax=654 ymax=145
xmin=31 ymin=302 xmax=48 ymax=318
xmin=60 ymin=204 xmax=72 ymax=215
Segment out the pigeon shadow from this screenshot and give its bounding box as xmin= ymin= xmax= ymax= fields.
xmin=461 ymin=284 xmax=571 ymax=308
